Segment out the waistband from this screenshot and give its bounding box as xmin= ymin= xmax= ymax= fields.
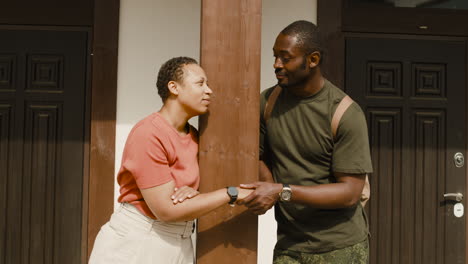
xmin=119 ymin=203 xmax=195 ymax=238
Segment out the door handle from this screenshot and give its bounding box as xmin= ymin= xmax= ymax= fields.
xmin=444 ymin=193 xmax=463 ymax=202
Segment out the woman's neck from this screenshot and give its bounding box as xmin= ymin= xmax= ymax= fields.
xmin=158 ymin=104 xmax=190 ymax=134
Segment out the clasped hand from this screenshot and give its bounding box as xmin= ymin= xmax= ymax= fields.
xmin=236 ymin=182 xmax=282 ymax=215
xmin=170 ymin=182 xmax=282 ymax=216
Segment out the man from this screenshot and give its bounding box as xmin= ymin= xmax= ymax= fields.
xmin=238 ymin=20 xmax=373 ymax=263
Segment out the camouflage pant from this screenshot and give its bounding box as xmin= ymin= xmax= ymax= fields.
xmin=273 ymin=240 xmax=369 ymax=264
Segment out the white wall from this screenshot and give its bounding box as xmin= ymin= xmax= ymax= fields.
xmin=259 ymin=2 xmax=316 ymax=263
xmin=115 ymin=1 xmax=316 ymax=263
xmin=115 ymin=0 xmax=201 ymax=203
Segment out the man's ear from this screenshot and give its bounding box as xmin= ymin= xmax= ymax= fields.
xmin=168 ymin=81 xmax=179 ymax=95
xmin=308 ymin=51 xmax=321 ymax=68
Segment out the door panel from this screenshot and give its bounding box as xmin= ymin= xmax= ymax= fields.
xmin=346 ymin=37 xmax=466 ymax=264
xmin=0 ymin=29 xmax=88 ymax=264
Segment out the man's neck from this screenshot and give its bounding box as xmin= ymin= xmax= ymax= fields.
xmin=288 ymin=73 xmax=324 ymax=98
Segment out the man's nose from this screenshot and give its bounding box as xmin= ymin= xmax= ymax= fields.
xmin=273 ymin=58 xmax=283 ymax=69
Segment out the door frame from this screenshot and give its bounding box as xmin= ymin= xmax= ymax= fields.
xmin=318 ymin=0 xmax=468 ymax=261
xmin=86 ymin=0 xmax=120 ymax=262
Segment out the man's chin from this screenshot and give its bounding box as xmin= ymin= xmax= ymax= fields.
xmin=277 ymin=80 xmax=288 ymax=88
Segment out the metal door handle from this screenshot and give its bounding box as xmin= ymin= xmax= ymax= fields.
xmin=444 ymin=193 xmax=463 ymax=202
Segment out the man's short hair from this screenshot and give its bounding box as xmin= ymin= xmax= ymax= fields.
xmin=280 ymin=20 xmax=324 ymax=64
xmin=156 ymin=56 xmax=198 ymax=102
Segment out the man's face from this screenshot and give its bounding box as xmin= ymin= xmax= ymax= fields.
xmin=273 ymin=33 xmax=311 ymax=89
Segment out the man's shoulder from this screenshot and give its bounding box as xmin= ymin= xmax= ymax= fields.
xmin=260 ymin=85 xmax=280 ymax=110
xmin=324 ymin=79 xmax=347 ymax=101
xmin=323 ymin=79 xmax=365 ymax=115
xmin=261 ymin=85 xmax=279 ymax=99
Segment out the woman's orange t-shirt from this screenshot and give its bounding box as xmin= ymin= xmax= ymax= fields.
xmin=117 ymin=112 xmax=200 ymax=219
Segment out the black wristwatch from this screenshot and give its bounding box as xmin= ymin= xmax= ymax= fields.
xmin=279 ymin=183 xmax=292 ymax=202
xmin=226 ymin=186 xmax=238 ymax=206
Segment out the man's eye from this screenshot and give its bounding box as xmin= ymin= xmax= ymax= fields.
xmin=274 ymin=56 xmax=290 ymax=63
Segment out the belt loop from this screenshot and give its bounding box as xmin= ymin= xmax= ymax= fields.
xmin=182 ymin=221 xmax=194 ymax=238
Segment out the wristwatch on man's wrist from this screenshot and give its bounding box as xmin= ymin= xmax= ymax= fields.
xmin=279 ymin=183 xmax=292 ymax=202
xmin=226 ymin=186 xmax=238 ymax=206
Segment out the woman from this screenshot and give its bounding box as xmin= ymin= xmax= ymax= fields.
xmin=89 ymin=57 xmax=252 ymax=264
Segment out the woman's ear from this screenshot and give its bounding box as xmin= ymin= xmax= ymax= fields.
xmin=308 ymin=51 xmax=321 ymax=68
xmin=167 ymin=81 xmax=179 ymax=95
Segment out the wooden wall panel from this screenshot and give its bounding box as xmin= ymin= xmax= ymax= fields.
xmin=0 ymin=28 xmax=89 ymax=263
xmin=0 ymin=54 xmax=17 ymax=91
xmin=0 ymin=1 xmax=120 ymax=262
xmin=198 ymin=0 xmax=261 ymax=263
xmin=412 ymin=111 xmax=445 ymax=264
xmin=347 ymin=36 xmax=466 ymax=264
xmin=317 ymin=0 xmax=344 ymax=89
xmin=22 ymin=103 xmax=61 ymax=264
xmin=321 ymin=2 xmax=468 ymax=263
xmin=368 ymin=108 xmax=446 ymax=264
xmin=367 ymin=108 xmax=402 ymax=264
xmin=0 ymin=103 xmax=12 ymax=264
xmin=342 ymin=5 xmax=468 ymax=36
xmin=0 ymin=1 xmax=93 ymax=26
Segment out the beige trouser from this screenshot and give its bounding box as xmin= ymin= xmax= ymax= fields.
xmin=89 ymin=203 xmax=194 ymax=264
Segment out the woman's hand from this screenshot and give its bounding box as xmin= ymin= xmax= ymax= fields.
xmin=171 ymin=186 xmax=200 ymax=204
xmin=237 ymin=187 xmax=254 ymax=201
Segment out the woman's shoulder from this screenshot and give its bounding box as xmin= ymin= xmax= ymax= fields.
xmin=128 ymin=113 xmax=166 ymax=140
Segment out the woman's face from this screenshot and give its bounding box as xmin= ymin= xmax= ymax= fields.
xmin=176 ymin=64 xmax=213 ymax=116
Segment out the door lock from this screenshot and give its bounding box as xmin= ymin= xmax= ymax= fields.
xmin=454 ymin=152 xmax=464 ymax=168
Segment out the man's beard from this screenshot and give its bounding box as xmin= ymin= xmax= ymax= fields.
xmin=277 ymin=57 xmax=309 ymax=88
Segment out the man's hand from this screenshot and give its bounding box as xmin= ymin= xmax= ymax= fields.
xmin=171 ymin=186 xmax=200 ymax=204
xmin=237 ymin=182 xmax=282 ymax=215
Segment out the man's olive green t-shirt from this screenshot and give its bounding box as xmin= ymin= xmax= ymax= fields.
xmin=260 ymin=79 xmax=373 ymax=253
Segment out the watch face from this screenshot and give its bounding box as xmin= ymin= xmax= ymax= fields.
xmin=281 ymin=190 xmax=292 ymax=201
xmin=227 ymin=186 xmax=238 ymax=196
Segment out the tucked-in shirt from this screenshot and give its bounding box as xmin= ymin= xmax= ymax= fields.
xmin=260 ymin=79 xmax=373 ymax=253
xmin=117 ymin=112 xmax=200 ymax=219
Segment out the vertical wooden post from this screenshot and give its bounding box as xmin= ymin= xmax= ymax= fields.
xmin=197 ymin=0 xmax=261 ymax=263
xmin=87 ymin=0 xmax=120 ymax=261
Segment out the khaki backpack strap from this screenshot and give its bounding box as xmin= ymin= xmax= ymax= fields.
xmin=263 ymin=85 xmax=282 ymax=123
xmin=330 ymin=95 xmax=371 ymax=207
xmin=331 ymin=95 xmax=354 ymax=140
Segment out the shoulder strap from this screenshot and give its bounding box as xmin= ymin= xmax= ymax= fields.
xmin=331 ymin=95 xmax=354 ymax=140
xmin=264 ymin=89 xmax=354 ymax=140
xmin=263 ymin=85 xmax=282 ymax=123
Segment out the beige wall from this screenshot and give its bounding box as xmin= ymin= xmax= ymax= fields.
xmin=115 ymin=1 xmax=317 ymax=263
xmin=260 ymin=1 xmax=317 ymax=263
xmin=115 ymin=0 xmax=201 ymax=201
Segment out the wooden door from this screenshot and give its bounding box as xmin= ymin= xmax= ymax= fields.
xmin=0 ymin=29 xmax=88 ymax=264
xmin=345 ymin=36 xmax=466 ymax=264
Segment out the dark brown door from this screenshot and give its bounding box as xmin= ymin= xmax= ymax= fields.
xmin=0 ymin=29 xmax=88 ymax=263
xmin=346 ymin=37 xmax=466 ymax=264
